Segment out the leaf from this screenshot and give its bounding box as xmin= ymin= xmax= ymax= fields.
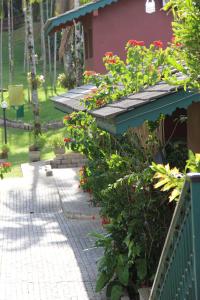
xmin=169 ymin=188 xmax=180 ymax=202
xmin=111 ymin=284 xmax=123 ymax=300
xmin=154 ymin=178 xmax=169 ymax=189
xmin=136 ymin=259 xmax=147 ymax=281
xmin=96 ymin=272 xmax=110 ymax=292
xmin=117 ymin=265 xmax=129 ymax=286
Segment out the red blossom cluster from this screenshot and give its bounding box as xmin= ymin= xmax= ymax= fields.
xmin=84 ymin=70 xmax=97 ymax=77
xmin=101 ymin=216 xmax=110 ymax=226
xmin=105 ymin=58 xmax=117 ymax=64
xmin=127 ymin=40 xmax=145 ymax=47
xmin=64 ymin=115 xmax=71 ymax=121
xmin=152 ymin=40 xmax=163 ymax=48
xmin=104 ymin=51 xmax=114 ymax=57
xmin=171 ymin=36 xmax=182 ymax=47
xmin=1 ymin=162 xmax=11 ymax=168
xmin=96 ymin=99 xmax=105 ymax=107
xmin=64 ymin=138 xmax=72 ymax=143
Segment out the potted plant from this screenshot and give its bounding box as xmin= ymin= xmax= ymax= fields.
xmin=1 ymin=144 xmax=10 ymax=159
xmin=49 ymin=135 xmax=65 ymax=155
xmin=29 ymin=135 xmax=45 ymax=162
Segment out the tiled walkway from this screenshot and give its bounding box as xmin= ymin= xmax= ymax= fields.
xmin=0 ymin=165 xmax=105 ymax=300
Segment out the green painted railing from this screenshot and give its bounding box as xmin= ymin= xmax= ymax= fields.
xmin=149 ymin=173 xmax=200 ymax=300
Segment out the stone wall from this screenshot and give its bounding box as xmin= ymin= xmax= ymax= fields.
xmin=0 ymin=118 xmax=63 ymax=131
xmin=50 ymin=152 xmax=88 ymax=169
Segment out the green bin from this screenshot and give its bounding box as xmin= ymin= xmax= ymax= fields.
xmin=16 ymin=105 xmax=24 ymax=118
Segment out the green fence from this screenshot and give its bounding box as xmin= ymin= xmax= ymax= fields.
xmin=149 ymin=173 xmax=200 ymax=300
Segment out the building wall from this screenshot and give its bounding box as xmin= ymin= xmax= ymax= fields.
xmin=84 ymin=0 xmax=172 ymax=73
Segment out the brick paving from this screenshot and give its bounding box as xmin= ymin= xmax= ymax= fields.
xmin=0 ymin=165 xmax=105 ymax=300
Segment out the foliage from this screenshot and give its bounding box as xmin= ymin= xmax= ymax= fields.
xmin=57 ymin=73 xmax=69 ymax=89
xmin=1 ymin=144 xmax=10 ymax=154
xmin=151 ymin=151 xmax=200 ymax=202
xmin=49 ymin=134 xmax=65 ymax=149
xmin=29 ymin=134 xmax=46 ymax=151
xmin=0 ymin=162 xmax=11 ymax=179
xmin=164 ymin=0 xmax=200 ymax=90
xmin=82 ymin=41 xmax=172 ymax=110
xmin=63 ymin=111 xmax=173 ymax=297
xmin=61 ymin=39 xmax=184 ymax=297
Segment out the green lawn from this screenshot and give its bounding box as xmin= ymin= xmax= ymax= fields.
xmin=0 ymin=23 xmax=69 ymax=177
xmin=0 ymin=23 xmax=66 ymax=123
xmin=0 ymin=127 xmax=68 ymax=178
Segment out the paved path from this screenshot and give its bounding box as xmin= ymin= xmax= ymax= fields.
xmin=0 ymin=164 xmax=105 ymax=300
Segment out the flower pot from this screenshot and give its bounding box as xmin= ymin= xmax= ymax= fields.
xmin=29 ymin=150 xmax=40 ymax=162
xmin=54 ymin=147 xmax=65 ymax=155
xmin=138 ymin=288 xmax=151 ymax=300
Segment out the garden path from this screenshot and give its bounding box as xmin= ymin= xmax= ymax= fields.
xmin=0 ymin=163 xmax=104 ymax=300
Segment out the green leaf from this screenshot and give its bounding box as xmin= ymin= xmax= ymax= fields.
xmin=117 ymin=265 xmax=129 ymax=286
xmin=96 ymin=272 xmax=110 ymax=292
xmin=136 ymin=259 xmax=147 ymax=281
xmin=111 ymin=284 xmax=123 ymax=300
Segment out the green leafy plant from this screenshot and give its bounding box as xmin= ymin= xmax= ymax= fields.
xmin=49 ymin=135 xmax=65 ymax=149
xmin=0 ymin=162 xmax=11 ymax=179
xmin=163 ymin=0 xmax=200 ymax=90
xmin=29 ymin=134 xmax=46 ymax=151
xmin=151 ymin=151 xmax=200 ymax=202
xmin=82 ymin=41 xmax=171 ymax=110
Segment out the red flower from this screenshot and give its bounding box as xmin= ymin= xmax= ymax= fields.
xmin=105 ymin=51 xmax=114 ymax=57
xmin=2 ymin=162 xmax=11 ymax=168
xmin=171 ymin=36 xmax=182 ymax=47
xmin=152 ymin=40 xmax=163 ymax=48
xmin=96 ymin=99 xmax=105 ymax=107
xmin=64 ymin=138 xmax=71 ymax=143
xmin=105 ymin=58 xmax=117 ymax=64
xmin=84 ymin=70 xmax=97 ymax=77
xmin=64 ymin=115 xmax=71 ymax=121
xmin=127 ymin=40 xmax=145 ymax=47
xmin=101 ymin=217 xmax=110 ymax=226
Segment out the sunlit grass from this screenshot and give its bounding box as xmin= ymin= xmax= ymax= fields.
xmin=0 ymin=127 xmax=68 ymax=178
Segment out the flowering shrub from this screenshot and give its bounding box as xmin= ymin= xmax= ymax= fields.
xmin=82 ymin=40 xmax=171 ymax=110
xmin=0 ymin=162 xmax=11 ymax=179
xmin=63 ymin=110 xmax=173 ymax=297
xmin=62 ymin=39 xmax=177 ymax=298
xmin=163 ymin=0 xmax=200 ymax=90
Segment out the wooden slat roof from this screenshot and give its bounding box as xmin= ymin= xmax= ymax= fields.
xmin=51 ymin=77 xmax=200 ymax=134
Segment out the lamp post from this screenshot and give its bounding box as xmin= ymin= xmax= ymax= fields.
xmin=1 ymin=100 xmax=8 ymax=144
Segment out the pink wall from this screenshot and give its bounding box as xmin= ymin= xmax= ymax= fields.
xmin=85 ymin=0 xmax=173 ymax=73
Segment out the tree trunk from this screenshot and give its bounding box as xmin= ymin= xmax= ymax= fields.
xmin=40 ymin=0 xmax=47 ymax=98
xmin=53 ymin=32 xmax=57 ymax=92
xmin=0 ymin=0 xmax=3 ymax=101
xmin=25 ymin=0 xmax=41 ymax=136
xmin=74 ymin=0 xmax=84 ymax=86
xmin=8 ymin=0 xmax=13 ymax=84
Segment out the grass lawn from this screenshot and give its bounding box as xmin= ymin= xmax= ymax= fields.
xmin=0 ymin=127 xmax=68 ymax=178
xmin=0 ymin=23 xmax=66 ymax=123
xmin=0 ymin=23 xmax=70 ymax=177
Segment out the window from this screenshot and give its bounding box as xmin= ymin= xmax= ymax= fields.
xmin=84 ymin=28 xmax=93 ymax=59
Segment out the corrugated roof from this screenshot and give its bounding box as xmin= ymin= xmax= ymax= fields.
xmin=45 ymin=0 xmax=119 ymax=34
